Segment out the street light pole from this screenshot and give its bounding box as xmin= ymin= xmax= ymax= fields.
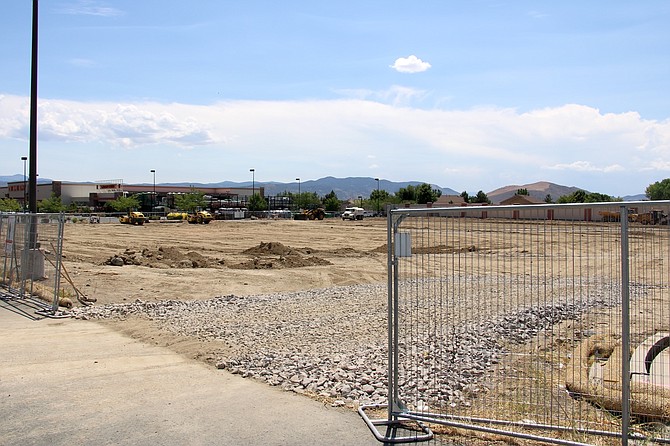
xmin=375 ymin=178 xmax=380 ymax=215
xmin=28 ymin=0 xmax=38 ymax=215
xmin=250 ymin=168 xmax=255 ymax=198
xmin=150 ymin=169 xmax=156 ymax=213
xmin=296 ymin=178 xmax=300 ymax=210
xmin=21 ymin=156 xmax=28 ymax=211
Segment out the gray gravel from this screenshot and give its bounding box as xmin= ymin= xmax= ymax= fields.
xmin=71 ymin=278 xmax=638 ymax=409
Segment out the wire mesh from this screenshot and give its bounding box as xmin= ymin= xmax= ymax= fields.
xmin=385 ymin=202 xmax=670 ymax=445
xmin=1 ymin=213 xmax=66 ymax=315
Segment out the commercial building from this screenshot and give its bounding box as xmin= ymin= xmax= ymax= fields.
xmin=0 ymin=180 xmax=261 ymax=212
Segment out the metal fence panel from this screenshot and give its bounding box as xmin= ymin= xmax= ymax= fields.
xmin=361 ymin=202 xmax=670 ymax=445
xmin=1 ymin=213 xmax=66 ymax=316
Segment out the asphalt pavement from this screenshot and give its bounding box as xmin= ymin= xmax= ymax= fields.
xmin=0 ymin=298 xmax=382 ymax=446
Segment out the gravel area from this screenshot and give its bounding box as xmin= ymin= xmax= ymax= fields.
xmin=70 ymin=277 xmax=639 ymax=410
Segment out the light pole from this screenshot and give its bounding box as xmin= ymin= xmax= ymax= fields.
xmin=150 ymin=169 xmax=156 ymax=212
xmin=296 ymin=178 xmax=300 ymax=210
xmin=375 ymin=178 xmax=380 ymax=216
xmin=21 ymin=156 xmax=27 ymax=211
xmin=250 ymin=168 xmax=255 ymax=199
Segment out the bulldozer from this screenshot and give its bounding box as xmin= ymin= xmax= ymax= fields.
xmin=187 ymin=210 xmax=214 ymax=224
xmin=294 ymin=207 xmax=326 ymax=220
xmin=119 ymin=210 xmax=146 ymax=225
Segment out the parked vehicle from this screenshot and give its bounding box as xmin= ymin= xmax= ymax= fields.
xmin=342 ymin=207 xmax=365 ymax=221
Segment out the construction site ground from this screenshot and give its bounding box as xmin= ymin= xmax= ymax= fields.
xmin=64 ymin=218 xmax=388 ymax=306
xmin=0 ymin=218 xmax=395 ymax=446
xmin=6 ymin=216 xmax=665 ymax=445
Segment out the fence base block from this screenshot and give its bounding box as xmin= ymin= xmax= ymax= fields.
xmin=358 ymin=404 xmax=433 ymax=444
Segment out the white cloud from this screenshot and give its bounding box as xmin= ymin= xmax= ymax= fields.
xmin=0 ymin=97 xmax=214 ymax=147
xmin=2 ymin=94 xmax=669 ymax=195
xmin=56 ymin=0 xmax=123 ymax=17
xmin=336 ymin=86 xmax=429 ymax=106
xmin=390 ymin=55 xmax=432 ymax=73
xmin=545 ymin=161 xmax=625 ymax=173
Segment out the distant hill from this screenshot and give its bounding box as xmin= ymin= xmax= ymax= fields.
xmin=262 ymin=177 xmax=459 ymax=200
xmin=622 ymin=193 xmax=647 ymax=201
xmin=487 ymin=181 xmax=582 ymax=204
xmin=163 ymin=176 xmax=458 ymax=200
xmin=0 ymin=174 xmax=25 ymax=185
xmin=0 ymin=174 xmax=646 ymax=202
xmin=0 ymin=175 xmax=52 ymax=187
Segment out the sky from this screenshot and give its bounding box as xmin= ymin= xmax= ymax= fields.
xmin=1 ymin=1 xmax=669 ymax=197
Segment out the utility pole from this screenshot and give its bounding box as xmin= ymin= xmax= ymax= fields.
xmin=28 ymin=0 xmax=39 ymax=214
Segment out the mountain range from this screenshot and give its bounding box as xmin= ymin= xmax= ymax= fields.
xmin=0 ymin=175 xmax=646 ymax=202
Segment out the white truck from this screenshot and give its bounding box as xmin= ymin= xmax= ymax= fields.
xmin=342 ymin=207 xmax=365 ymax=221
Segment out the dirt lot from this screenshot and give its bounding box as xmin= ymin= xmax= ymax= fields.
xmin=63 ymin=218 xmax=389 ymax=306
xmin=56 ymin=216 xmax=670 ymax=445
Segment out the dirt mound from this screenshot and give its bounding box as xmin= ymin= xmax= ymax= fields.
xmin=105 ymin=246 xmax=222 ymax=269
xmin=233 ymin=241 xmax=331 ymax=269
xmin=242 ymin=241 xmax=294 ymax=256
xmin=242 ymin=241 xmax=316 ymax=256
xmin=371 ymin=244 xmax=387 ymax=253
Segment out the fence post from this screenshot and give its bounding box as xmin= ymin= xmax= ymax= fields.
xmin=50 ymin=214 xmax=65 ymax=313
xmin=387 ymin=210 xmax=394 ymax=420
xmin=620 ymin=205 xmax=630 ymax=446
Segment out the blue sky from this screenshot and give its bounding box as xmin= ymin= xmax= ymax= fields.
xmin=1 ymin=1 xmax=669 ymax=197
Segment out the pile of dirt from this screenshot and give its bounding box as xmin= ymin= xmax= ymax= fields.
xmin=104 ymin=246 xmax=222 ymax=269
xmin=241 ymin=241 xmax=314 ymax=256
xmin=232 ymin=241 xmax=331 ymax=269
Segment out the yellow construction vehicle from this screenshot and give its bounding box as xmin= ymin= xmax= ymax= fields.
xmin=187 ymin=210 xmax=214 ymax=224
xmin=167 ymin=212 xmax=188 ymax=220
xmin=294 ymin=207 xmax=326 ymax=220
xmin=598 ymin=211 xmax=620 ymax=222
xmin=119 ymin=211 xmax=146 ymax=225
xmin=636 ymin=210 xmax=668 ymax=225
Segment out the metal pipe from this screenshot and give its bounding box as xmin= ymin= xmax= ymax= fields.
xmin=620 ymin=204 xmax=631 ymax=446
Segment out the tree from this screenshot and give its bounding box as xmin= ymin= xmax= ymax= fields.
xmin=174 ymin=190 xmax=207 ymax=212
xmin=460 ymin=191 xmax=470 ymax=203
xmin=106 ymin=195 xmax=140 ymax=212
xmin=248 ymin=193 xmax=268 ymax=211
xmin=0 ymin=198 xmax=21 ymax=212
xmin=646 ymin=179 xmax=670 ymax=200
xmin=556 ymin=190 xmax=618 ymax=203
xmin=396 ymin=185 xmax=417 ymax=202
xmin=472 ymin=190 xmax=491 ymax=204
xmin=299 ymin=192 xmax=322 ymax=209
xmin=38 ymin=193 xmax=66 ymax=213
xmin=370 ymin=188 xmax=390 ymax=213
xmin=544 ymin=194 xmax=553 ymax=203
xmin=416 ymin=183 xmax=441 ymax=204
xmin=516 ymin=188 xmax=529 ymax=196
xmin=322 ymin=190 xmax=341 ymax=212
